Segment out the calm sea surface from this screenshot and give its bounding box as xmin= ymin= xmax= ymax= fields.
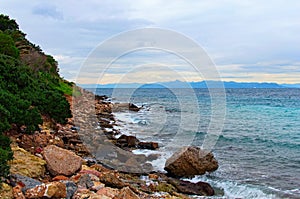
xmin=93 ymin=88 xmax=300 ymax=199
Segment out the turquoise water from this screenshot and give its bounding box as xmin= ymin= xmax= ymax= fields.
xmin=95 ymin=88 xmax=300 ymax=198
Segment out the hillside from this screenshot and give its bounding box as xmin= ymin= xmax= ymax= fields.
xmin=0 ymin=14 xmax=74 ymax=185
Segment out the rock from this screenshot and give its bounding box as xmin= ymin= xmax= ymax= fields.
xmin=78 ymin=174 xmax=94 ymax=189
xmin=148 ymin=174 xmax=159 ymax=180
xmin=72 ymin=188 xmax=101 ymax=199
xmin=12 ymin=185 xmax=25 ymax=199
xmin=116 ymin=135 xmax=139 ymax=148
xmin=25 ymin=181 xmax=67 ymax=198
xmin=79 ymin=169 xmax=102 ymax=178
xmin=0 ymin=183 xmax=13 ymax=199
xmin=10 ymin=174 xmax=42 ymax=192
xmin=45 ymin=181 xmax=67 ymax=198
xmin=25 ymin=184 xmax=46 ymax=198
xmin=112 ymin=103 xmax=140 ymax=112
xmin=43 ymin=145 xmax=82 ymax=176
xmin=64 ymin=181 xmax=77 ymax=199
xmin=52 ymin=175 xmax=69 ymax=181
xmin=114 ymin=186 xmax=140 ymax=199
xmin=129 ymin=103 xmax=140 ymax=111
xmin=151 ymin=182 xmax=176 ymax=193
xmin=164 ymin=146 xmax=218 ymax=177
xmin=16 ymin=132 xmax=64 ymax=154
xmin=138 ymin=142 xmax=159 ymax=150
xmin=91 ymin=181 xmax=105 ymax=191
xmin=96 ymin=187 xmax=119 ymax=198
xmin=98 ymin=172 xmax=126 ymax=189
xmin=90 ymin=164 xmax=112 ymax=173
xmin=167 ymin=178 xmax=214 ymax=196
xmin=9 ymin=146 xmax=46 ymax=178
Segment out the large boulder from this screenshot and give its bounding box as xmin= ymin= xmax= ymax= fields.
xmin=164 ymin=146 xmax=218 ymax=177
xmin=43 ymin=145 xmax=82 ymax=176
xmin=9 ymin=145 xmax=46 ymax=178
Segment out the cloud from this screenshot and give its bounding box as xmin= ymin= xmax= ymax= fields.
xmin=32 ymin=4 xmax=63 ymax=20
xmin=1 ymin=0 xmax=300 ymax=83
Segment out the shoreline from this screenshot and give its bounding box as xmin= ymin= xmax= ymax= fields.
xmin=1 ymin=88 xmax=218 ymax=198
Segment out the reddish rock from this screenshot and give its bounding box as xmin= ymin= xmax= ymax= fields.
xmin=45 ymin=181 xmax=67 ymax=198
xmin=148 ymin=174 xmax=159 ymax=180
xmin=52 ymin=175 xmax=69 ymax=181
xmin=25 ymin=182 xmax=67 ymax=198
xmin=79 ymin=169 xmax=102 ymax=178
xmin=43 ymin=145 xmax=82 ymax=176
xmin=25 ymin=184 xmax=47 ymax=198
xmin=164 ymin=146 xmax=218 ymax=177
xmin=90 ymin=164 xmax=112 ymax=172
xmin=91 ymin=181 xmax=105 ymax=191
xmin=98 ymin=172 xmax=126 ymax=189
xmin=12 ymin=185 xmax=26 ymax=199
xmin=114 ymin=186 xmax=140 ymax=199
xmin=70 ymin=174 xmax=82 ymax=183
xmin=96 ymin=187 xmax=119 ymax=198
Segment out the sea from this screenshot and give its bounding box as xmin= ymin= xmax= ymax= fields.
xmin=93 ymin=88 xmax=300 ymax=199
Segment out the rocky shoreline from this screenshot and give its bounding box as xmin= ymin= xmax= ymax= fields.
xmin=1 ymin=88 xmax=220 ymax=199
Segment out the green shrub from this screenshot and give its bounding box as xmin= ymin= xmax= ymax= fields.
xmin=0 ymin=134 xmax=12 ymax=185
xmin=0 ymin=14 xmax=72 ymax=185
xmin=0 ymin=14 xmax=19 ymax=31
xmin=0 ymin=32 xmax=19 ymax=58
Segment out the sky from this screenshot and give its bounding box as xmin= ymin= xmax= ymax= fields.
xmin=2 ymin=0 xmax=300 ymax=84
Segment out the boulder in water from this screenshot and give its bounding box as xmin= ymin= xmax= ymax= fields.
xmin=164 ymin=146 xmax=218 ymax=177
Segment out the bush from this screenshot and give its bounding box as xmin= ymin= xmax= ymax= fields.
xmin=0 ymin=14 xmax=19 ymax=31
xmin=0 ymin=14 xmax=72 ymax=185
xmin=0 ymin=134 xmax=12 ymax=185
xmin=0 ymin=32 xmax=19 ymax=58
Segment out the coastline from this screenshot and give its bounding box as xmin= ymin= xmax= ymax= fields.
xmin=1 ymin=87 xmax=219 ymax=199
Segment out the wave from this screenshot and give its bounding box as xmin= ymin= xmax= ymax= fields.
xmin=185 ymin=176 xmax=279 ymax=199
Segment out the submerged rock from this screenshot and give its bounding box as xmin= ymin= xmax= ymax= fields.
xmin=43 ymin=145 xmax=82 ymax=176
xmin=164 ymin=146 xmax=218 ymax=177
xmin=9 ymin=145 xmax=46 ymax=178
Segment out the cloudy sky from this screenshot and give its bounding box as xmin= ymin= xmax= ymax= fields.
xmin=2 ymin=0 xmax=300 ymax=84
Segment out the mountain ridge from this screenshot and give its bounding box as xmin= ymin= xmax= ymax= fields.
xmin=79 ymin=80 xmax=300 ymax=89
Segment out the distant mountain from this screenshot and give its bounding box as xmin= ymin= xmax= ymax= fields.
xmin=281 ymin=84 xmax=300 ymax=88
xmin=80 ymin=80 xmax=300 ymax=89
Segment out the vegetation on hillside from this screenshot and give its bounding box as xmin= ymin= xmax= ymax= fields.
xmin=0 ymin=14 xmax=74 ymax=184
